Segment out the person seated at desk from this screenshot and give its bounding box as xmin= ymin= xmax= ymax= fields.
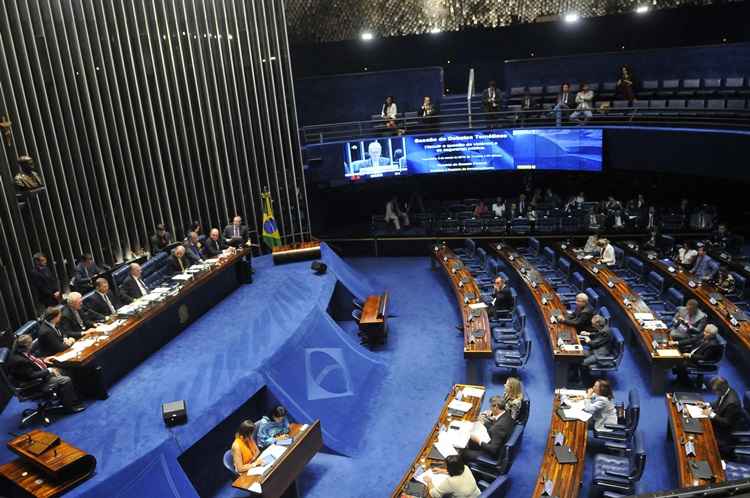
xmin=85 ymin=278 xmax=121 ymax=321
xmin=256 ymin=405 xmax=291 ymax=449
xmin=690 ymin=246 xmax=717 ymax=281
xmin=714 ymin=266 xmax=735 ymax=295
xmin=583 ymin=233 xmax=599 ymax=255
xmin=423 ymin=454 xmax=481 ymax=498
xmin=553 ymin=293 xmax=594 ymax=333
xmin=224 ymin=215 xmax=249 ymax=248
xmin=184 ymin=231 xmax=204 ymax=264
xmin=704 ymin=376 xmax=744 ymax=457
xmin=150 ymin=223 xmax=173 ymax=253
xmin=669 ymin=299 xmax=707 ymax=340
xmin=119 ymin=263 xmax=150 ymax=304
xmin=462 ymin=398 xmax=514 ymax=462
xmin=385 ymin=196 xmax=409 ymax=231
xmin=72 ymin=253 xmax=103 ymax=287
xmin=488 ymin=277 xmax=514 ymax=319
xmin=501 ymin=377 xmax=524 ymax=421
xmin=671 ymin=325 xmax=723 ymax=382
xmin=597 ymin=238 xmax=616 ymax=266
xmin=29 ymin=252 xmax=60 ymax=307
xmin=582 ymin=379 xmax=618 ymax=432
xmin=37 ymin=306 xmax=75 ymax=357
xmin=203 ymin=228 xmax=226 ymax=258
xmin=8 ymin=335 xmax=84 ymax=413
xmin=231 ymin=420 xmax=262 ymax=473
xmin=580 ymin=314 xmax=616 ymax=368
xmin=60 ymin=292 xmax=96 ymax=338
xmin=167 ymin=245 xmax=192 ymax=276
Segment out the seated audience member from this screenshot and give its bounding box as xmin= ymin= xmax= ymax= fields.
xmin=616 ymin=65 xmax=636 ymax=103
xmin=502 ymin=377 xmax=524 ymax=420
xmin=423 ymin=454 xmax=481 ymax=498
xmin=691 ymin=246 xmax=717 ymax=281
xmin=704 ymin=376 xmax=744 ymax=457
xmin=583 ymin=233 xmax=599 ymax=254
xmin=580 ymin=314 xmax=616 ymax=368
xmin=224 ymin=216 xmax=249 ymax=247
xmin=119 ymin=263 xmax=150 ymax=304
xmin=167 ymin=245 xmax=191 ymax=276
xmin=150 ymin=223 xmax=173 ymax=252
xmin=583 ymin=379 xmax=618 ymax=431
xmin=37 ymin=306 xmax=75 ymax=356
xmin=570 ymin=82 xmax=594 ymax=123
xmin=670 ymin=299 xmax=707 ymax=340
xmin=60 ymin=292 xmax=96 ymax=338
xmin=672 ymin=325 xmax=723 ymax=382
xmin=553 ymin=82 xmax=574 ymax=127
xmin=418 ymin=96 xmax=437 ymax=127
xmin=184 ymin=231 xmax=204 ymax=264
xmin=677 ymin=242 xmax=698 ymax=267
xmin=462 ymin=398 xmax=514 ymax=462
xmin=488 ymin=276 xmax=514 ymax=318
xmin=555 ymin=293 xmax=594 ymax=333
xmin=491 ymin=197 xmax=506 ymax=218
xmin=473 ymin=200 xmax=489 ymax=218
xmin=517 ymin=193 xmax=528 ymax=216
xmin=29 ymin=252 xmax=60 ymax=307
xmin=73 ymin=253 xmax=103 ymax=286
xmin=256 ymin=405 xmax=291 ymax=449
xmin=203 ymin=228 xmax=226 ymax=258
xmin=714 ymin=266 xmax=735 ymax=295
xmin=384 ymin=196 xmax=409 ymax=231
xmin=231 ymin=420 xmax=262 ymax=473
xmin=598 ymin=238 xmax=616 ymax=266
xmin=85 ymin=278 xmax=121 ymax=321
xmin=381 ymin=95 xmax=398 ymax=131
xmin=8 ymin=334 xmax=84 ymax=413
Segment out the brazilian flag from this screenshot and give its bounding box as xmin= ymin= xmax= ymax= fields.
xmin=261 ymin=191 xmax=282 ymax=249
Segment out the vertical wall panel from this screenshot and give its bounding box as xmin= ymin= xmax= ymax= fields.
xmin=0 ymin=0 xmax=310 ymax=328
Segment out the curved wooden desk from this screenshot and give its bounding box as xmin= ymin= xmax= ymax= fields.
xmin=531 ymin=394 xmax=587 ymax=498
xmin=489 ymin=242 xmax=584 ymax=386
xmin=433 ymin=245 xmax=492 ymax=358
xmin=559 ymin=244 xmax=685 ymax=392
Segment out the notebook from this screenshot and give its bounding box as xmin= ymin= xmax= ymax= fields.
xmin=553 ymin=445 xmax=578 ymax=464
xmin=690 ymin=460 xmax=714 ymax=480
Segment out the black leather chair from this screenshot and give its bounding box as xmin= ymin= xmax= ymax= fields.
xmin=591 ymin=430 xmax=646 ymax=497
xmin=683 ymin=334 xmax=726 ymax=387
xmin=0 ymin=347 xmax=67 ymax=427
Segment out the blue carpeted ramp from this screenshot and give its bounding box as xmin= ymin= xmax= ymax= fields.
xmin=263 ymin=306 xmax=387 ymax=456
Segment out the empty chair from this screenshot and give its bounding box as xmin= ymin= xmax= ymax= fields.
xmin=526 ymin=237 xmax=541 ymax=256
xmin=494 ymin=338 xmax=531 ymax=371
xmin=677 ymin=78 xmax=700 ymax=97
xmin=613 ymin=247 xmax=624 ymax=269
xmin=725 ymin=460 xmax=750 ymax=481
xmin=645 ymin=271 xmax=666 ymax=299
xmin=658 ymin=79 xmax=680 ymax=97
xmin=352 ymin=308 xmax=362 ymax=322
xmin=686 ymin=99 xmax=705 ymax=110
xmin=622 ymin=257 xmax=645 ymax=283
xmin=353 ymin=298 xmax=364 ymax=310
xmin=706 ymin=99 xmax=726 ymax=110
xmin=729 ymin=272 xmax=747 ymax=301
xmin=558 ymin=257 xmax=572 ymax=279
xmin=591 ymin=431 xmax=646 ymax=497
xmin=534 ymin=217 xmax=559 ymax=233
xmin=492 ymin=308 xmax=526 ymax=343
xmin=698 ymin=77 xmax=722 ymax=96
xmin=477 ymin=475 xmax=510 ymax=497
xmin=661 ymin=288 xmax=684 ymax=321
xmin=639 ymin=80 xmax=658 ymax=98
xmin=572 ymin=271 xmax=586 ymax=291
xmin=585 ymin=288 xmax=600 ymax=309
xmin=667 ymin=99 xmax=686 ymax=109
xmin=440 ymin=219 xmax=461 ymax=235
xmin=464 ymin=218 xmax=483 ymax=234
xmin=720 ymin=77 xmax=745 ymax=96
xmin=726 ymin=99 xmax=747 ymax=111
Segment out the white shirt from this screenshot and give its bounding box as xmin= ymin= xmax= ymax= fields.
xmin=575 ymin=90 xmax=594 ymax=110
xmin=491 ymin=202 xmax=505 ymax=218
xmin=429 ymin=466 xmax=481 ymax=498
xmin=678 ymin=248 xmax=698 ymax=266
xmin=382 ymin=102 xmax=397 ymax=119
xmin=600 ymin=244 xmax=616 ymax=266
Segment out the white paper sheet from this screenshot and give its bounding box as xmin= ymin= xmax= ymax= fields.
xmin=686 ymin=404 xmax=708 ymax=419
xmin=470 ymin=421 xmax=491 ymax=445
xmin=414 ymin=469 xmax=449 ymax=487
xmin=634 ymin=312 xmax=654 ymax=320
xmin=447 ymin=399 xmax=472 ymax=413
xmin=461 ymin=387 xmax=485 ymax=398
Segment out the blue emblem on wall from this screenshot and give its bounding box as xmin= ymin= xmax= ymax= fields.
xmin=304 ymin=348 xmax=354 ymax=401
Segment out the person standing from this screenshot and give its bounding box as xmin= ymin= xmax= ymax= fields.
xmin=29 ymin=252 xmax=60 ymax=308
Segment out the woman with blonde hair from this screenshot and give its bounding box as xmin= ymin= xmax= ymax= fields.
xmin=503 ymin=377 xmax=524 ymax=420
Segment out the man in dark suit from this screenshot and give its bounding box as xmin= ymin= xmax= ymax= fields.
xmin=224 ymin=215 xmax=249 ymax=248
xmin=203 ymin=228 xmax=226 ymax=258
xmin=29 ymin=252 xmax=60 ymax=308
xmin=705 ymin=376 xmax=744 ymax=457
xmin=489 ymin=277 xmax=514 ymax=319
xmin=581 ymin=314 xmax=616 ymax=367
xmin=84 ymin=277 xmax=121 ymax=321
xmin=8 ymin=334 xmax=84 ymax=412
xmin=72 ymin=253 xmax=104 ymax=288
xmin=691 ymin=246 xmax=718 ymax=282
xmin=150 ymin=223 xmax=173 ymax=253
xmin=37 ymin=306 xmax=75 ymax=357
xmin=482 ymin=80 xmax=501 ymax=114
xmin=59 ymin=292 xmax=96 ymax=339
xmin=462 ymin=398 xmax=514 ymax=462
xmin=672 ymin=325 xmax=724 ymax=384
xmin=517 ymin=193 xmax=528 ymax=216
xmin=553 ymin=82 xmax=574 ymax=126
xmin=556 ymin=293 xmax=594 ymax=333
xmin=167 ymin=245 xmax=191 ymax=276
xmin=119 ymin=263 xmax=150 ymax=304
xmin=184 ymin=231 xmax=204 ymax=264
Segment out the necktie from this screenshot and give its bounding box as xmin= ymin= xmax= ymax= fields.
xmin=74 ymin=309 xmax=84 ymax=329
xmin=84 ymin=266 xmax=89 ymax=278
xmin=102 ymin=293 xmax=115 ymax=313
xmin=234 ymin=226 xmax=239 ymax=238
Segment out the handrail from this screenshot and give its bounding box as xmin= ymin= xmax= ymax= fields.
xmin=467 ymin=68 xmax=475 ymax=129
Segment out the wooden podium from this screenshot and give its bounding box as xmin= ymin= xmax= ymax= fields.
xmin=0 ymin=430 xmax=96 ymax=497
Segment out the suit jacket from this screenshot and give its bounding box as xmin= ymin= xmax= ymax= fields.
xmin=561 ymin=304 xmax=594 ymax=332
xmin=73 ymin=262 xmax=102 ymax=283
xmin=150 ymin=232 xmax=173 ymax=252
xmin=589 ymin=325 xmax=616 ymax=357
xmin=691 ymin=255 xmax=717 ymax=280
xmin=184 ymin=243 xmax=203 ymax=264
xmin=7 ymin=351 xmax=50 ymax=383
xmin=479 ymin=411 xmax=514 ymax=458
xmin=223 ymin=224 xmax=249 ymax=243
xmin=167 ymin=254 xmax=191 ymax=276
xmin=686 ymin=336 xmax=723 ymax=362
xmin=711 ymin=388 xmax=743 ymax=441
xmin=36 ymin=321 xmax=69 ymax=357
xmin=492 ymin=288 xmax=514 ymax=311
xmin=85 ymin=291 xmax=121 ymax=320
xmin=29 ymin=265 xmax=59 ymax=306
xmin=557 ymin=91 xmax=573 ymax=108
xmin=672 ymin=307 xmax=707 ymax=336
xmin=203 ymin=238 xmax=226 ymax=258
xmin=119 ymin=275 xmax=150 ymax=304
xmin=59 ymin=305 xmax=93 ymax=339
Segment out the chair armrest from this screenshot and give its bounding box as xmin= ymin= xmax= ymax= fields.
xmin=605 ymin=470 xmax=634 ymax=480
xmin=603 ymin=423 xmax=627 ymax=431
xmin=603 ymin=440 xmax=629 ymax=453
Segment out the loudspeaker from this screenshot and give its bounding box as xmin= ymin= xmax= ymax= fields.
xmin=162 ymin=400 xmax=187 ymax=427
xmin=311 ymin=261 xmax=327 ymax=275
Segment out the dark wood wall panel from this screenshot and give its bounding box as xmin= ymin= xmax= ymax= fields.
xmin=0 ymin=0 xmax=310 ymax=329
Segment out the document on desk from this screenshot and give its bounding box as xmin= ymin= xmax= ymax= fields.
xmin=470 ymin=422 xmax=490 ymax=445
xmin=444 ymin=420 xmax=473 ymax=449
xmin=434 ymin=435 xmax=458 ymax=458
xmin=468 ymin=302 xmax=488 ymax=311
xmin=447 ymin=399 xmax=473 ymax=413
xmin=414 ymin=469 xmax=449 ymax=487
xmin=562 ymin=407 xmax=592 ymax=423
xmin=95 ymin=319 xmax=125 ymax=334
xmin=643 ymin=320 xmax=667 ymax=330
xmin=634 ymin=312 xmax=654 ymax=321
xmin=560 ymin=344 xmax=583 ymax=352
xmin=656 ymin=348 xmax=682 ymax=357
xmin=686 ymin=404 xmax=708 ymax=419
xmin=171 ymin=274 xmax=193 ymax=281
xmin=556 ymin=388 xmax=587 ymax=397
xmin=461 ymin=386 xmax=485 ymax=398
xmin=246 ymin=444 xmax=287 ymax=476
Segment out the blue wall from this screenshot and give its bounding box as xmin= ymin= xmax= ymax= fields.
xmin=296 ymin=67 xmax=444 ymax=125
xmin=503 ymin=42 xmax=750 ymax=88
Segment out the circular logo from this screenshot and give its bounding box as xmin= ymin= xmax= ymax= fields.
xmin=178 ymin=304 xmax=189 ymax=324
xmin=263 ymin=218 xmax=277 ymax=234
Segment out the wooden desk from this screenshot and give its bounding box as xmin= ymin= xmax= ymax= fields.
xmin=391 ymin=384 xmax=485 ymax=498
xmin=359 ymin=293 xmax=389 ymax=345
xmin=531 ymin=394 xmax=587 ymax=498
xmin=665 ymin=393 xmax=726 ymax=488
xmin=0 ymin=430 xmax=96 ymax=497
xmin=433 ymin=245 xmax=492 ymax=358
xmin=272 ymin=241 xmax=321 ymax=265
xmin=621 ymin=241 xmax=750 ymax=354
xmin=232 ymin=421 xmax=322 ymax=497
xmin=49 ymin=248 xmax=249 ymax=389
xmin=560 ymin=244 xmax=685 ymax=392
xmin=489 ymin=242 xmax=584 ymax=386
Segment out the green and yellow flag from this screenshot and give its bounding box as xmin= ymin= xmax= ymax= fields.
xmin=261 ymin=191 xmax=282 ymax=249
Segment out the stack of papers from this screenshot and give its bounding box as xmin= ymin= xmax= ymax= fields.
xmin=468 ymin=303 xmax=487 ymax=311
xmin=685 ymin=404 xmax=708 ymax=419
xmin=95 ymin=319 xmax=125 ymax=334
xmin=562 ymin=407 xmax=592 ymax=423
xmin=171 ymin=273 xmax=192 ymax=281
xmin=447 ymin=399 xmax=473 ymax=413
xmin=560 ymin=344 xmax=583 ymax=352
xmin=443 ymin=420 xmax=473 ymax=449
xmin=656 ymin=348 xmax=682 ymax=357
xmin=643 ymin=320 xmax=667 ymax=330
xmin=434 ymin=434 xmax=459 ymax=458
xmin=55 ymin=337 xmax=101 ymax=361
xmin=470 ymin=421 xmax=490 ymax=445
xmin=461 ymin=387 xmax=485 ymax=398
xmin=634 ymin=312 xmax=654 ymax=321
xmin=414 ymin=469 xmax=449 ymax=487
xmin=556 ymin=388 xmax=587 ymax=397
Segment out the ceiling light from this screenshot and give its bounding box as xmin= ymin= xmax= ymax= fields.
xmin=635 ymin=5 xmax=649 ymax=14
xmin=361 ymin=31 xmax=374 ymax=41
xmin=564 ymin=13 xmax=579 ymax=23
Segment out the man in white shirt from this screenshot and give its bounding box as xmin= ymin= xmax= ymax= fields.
xmin=570 ymin=82 xmax=594 ymax=123
xmin=598 ymin=239 xmax=616 ymax=266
